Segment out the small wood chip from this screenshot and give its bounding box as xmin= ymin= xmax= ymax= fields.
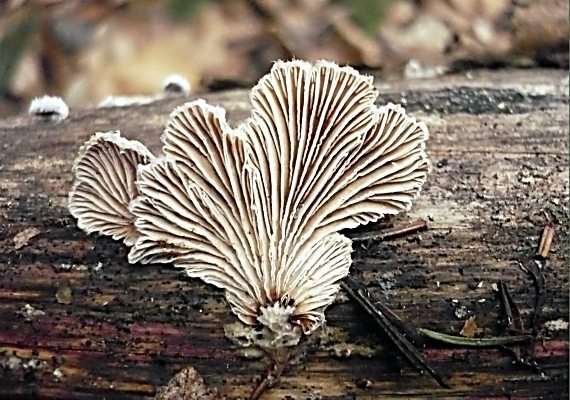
xmin=13 ymin=227 xmax=40 ymax=249
xmin=537 ymin=222 xmax=555 ymax=259
xmin=154 ymin=367 xmax=217 ymax=400
xmin=56 ymin=281 xmax=73 ymax=305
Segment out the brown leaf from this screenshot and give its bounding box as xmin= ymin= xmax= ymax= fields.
xmin=460 ymin=316 xmax=477 ymax=338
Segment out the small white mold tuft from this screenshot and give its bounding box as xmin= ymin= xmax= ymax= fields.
xmin=29 ymin=95 xmax=69 ymax=121
xmin=544 ymin=318 xmax=569 ymax=332
xmin=97 ymin=95 xmax=158 ymax=108
xmin=404 ymin=59 xmax=447 ymax=80
xmin=18 ymin=304 xmax=45 ymax=320
xmin=3 ymin=356 xmax=22 ymax=370
xmin=162 ymin=74 xmax=191 ymax=95
xmin=53 ymin=368 xmax=64 ymax=380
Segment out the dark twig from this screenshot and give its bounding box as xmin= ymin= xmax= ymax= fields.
xmin=341 ymin=277 xmax=450 ymax=389
xmin=496 ymin=270 xmax=542 ymax=370
xmin=497 ymin=280 xmax=536 ymax=368
xmin=372 ymin=295 xmax=426 ymax=346
xmin=518 ymin=258 xmax=546 ymax=370
xmin=524 ymin=221 xmax=552 ymax=334
xmin=498 ymin=281 xmax=514 ymax=331
xmin=523 ymin=257 xmax=546 ymax=370
xmin=519 ymin=221 xmax=551 ymax=335
xmin=249 ymin=347 xmax=289 ymax=400
xmin=525 ymin=260 xmax=546 ymax=334
xmin=346 ymin=219 xmax=427 ymax=242
xmin=519 ymin=259 xmax=546 ymax=342
xmin=497 ymin=221 xmax=553 ymax=370
xmin=498 ymin=281 xmax=523 ymax=333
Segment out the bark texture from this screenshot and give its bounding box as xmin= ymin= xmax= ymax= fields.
xmin=0 ymin=68 xmax=568 ymax=400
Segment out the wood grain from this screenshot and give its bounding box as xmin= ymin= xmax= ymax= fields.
xmin=0 ymin=68 xmax=568 ymax=400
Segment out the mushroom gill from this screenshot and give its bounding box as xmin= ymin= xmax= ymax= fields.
xmin=69 ymin=130 xmax=155 ymax=245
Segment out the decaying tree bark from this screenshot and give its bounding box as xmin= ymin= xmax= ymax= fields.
xmin=0 ymin=68 xmax=568 ymax=399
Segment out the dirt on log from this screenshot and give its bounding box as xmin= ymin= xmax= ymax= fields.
xmin=0 ymin=68 xmax=568 ymax=400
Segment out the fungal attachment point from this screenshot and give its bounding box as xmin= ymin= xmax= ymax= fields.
xmin=162 ymin=74 xmax=191 ymax=95
xmin=69 ymin=60 xmax=430 ymax=352
xmin=29 ymin=95 xmax=69 ymax=121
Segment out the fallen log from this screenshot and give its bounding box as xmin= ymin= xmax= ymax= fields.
xmin=0 ymin=68 xmax=568 ymax=399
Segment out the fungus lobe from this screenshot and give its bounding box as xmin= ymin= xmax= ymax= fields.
xmin=69 ymin=131 xmax=155 ymax=246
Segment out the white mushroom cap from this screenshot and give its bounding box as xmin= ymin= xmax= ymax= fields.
xmin=69 ymin=131 xmax=155 ymax=245
xmin=127 ymin=60 xmax=430 ymax=346
xmin=29 ymin=95 xmax=69 ymax=121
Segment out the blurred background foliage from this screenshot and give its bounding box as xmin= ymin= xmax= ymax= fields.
xmin=0 ymin=0 xmax=568 ymax=117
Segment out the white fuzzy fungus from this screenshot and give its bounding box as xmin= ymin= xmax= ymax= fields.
xmin=29 ymin=95 xmax=69 ymax=121
xmin=97 ymin=95 xmax=159 ymax=108
xmin=162 ymin=74 xmax=191 ymax=95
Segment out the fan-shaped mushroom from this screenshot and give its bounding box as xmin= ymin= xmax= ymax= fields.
xmin=69 ymin=60 xmax=430 ymax=352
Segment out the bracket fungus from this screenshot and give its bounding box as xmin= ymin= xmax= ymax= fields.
xmin=69 ymin=60 xmax=430 ymax=355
